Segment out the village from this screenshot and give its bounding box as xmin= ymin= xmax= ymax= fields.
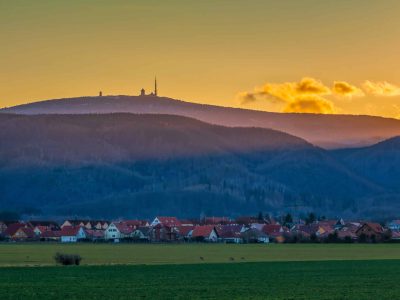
xmin=1 ymin=214 xmax=400 ymax=244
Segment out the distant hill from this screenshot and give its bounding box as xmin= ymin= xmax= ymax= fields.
xmin=3 ymin=95 xmax=400 ymax=149
xmin=0 ymin=113 xmax=396 ymax=219
xmin=0 ymin=113 xmax=310 ymax=165
xmin=334 ymin=136 xmax=400 ymax=190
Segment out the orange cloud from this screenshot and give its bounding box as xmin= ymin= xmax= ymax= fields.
xmin=283 ymin=95 xmax=334 ymax=114
xmin=332 ymin=81 xmax=364 ymax=97
xmin=363 ymin=81 xmax=400 ymax=97
xmin=259 ymin=77 xmax=331 ymax=102
xmin=238 ymin=77 xmax=334 ymax=114
xmin=295 ymin=78 xmax=331 ymax=95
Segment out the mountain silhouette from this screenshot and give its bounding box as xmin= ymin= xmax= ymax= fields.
xmin=3 ymin=95 xmax=400 ymax=149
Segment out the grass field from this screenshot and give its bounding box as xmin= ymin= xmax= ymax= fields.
xmin=1 ymin=260 xmax=399 ymax=299
xmin=1 ymin=243 xmax=400 ymax=266
xmin=2 ymin=244 xmax=400 ymax=299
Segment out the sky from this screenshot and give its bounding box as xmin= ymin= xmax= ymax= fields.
xmin=1 ymin=0 xmax=400 ymax=118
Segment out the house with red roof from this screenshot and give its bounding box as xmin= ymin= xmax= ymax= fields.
xmin=4 ymin=222 xmax=27 ymax=238
xmin=61 ymin=220 xmax=89 ymax=229
xmin=61 ymin=220 xmax=109 ymax=230
xmin=315 ymin=224 xmax=335 ymax=239
xmin=33 ymin=226 xmax=49 ymax=236
xmin=12 ymin=227 xmax=36 ymax=241
xmin=60 ymin=226 xmax=86 ymax=243
xmin=148 ymin=217 xmax=182 ymax=242
xmin=191 ymin=225 xmax=218 ymax=242
xmin=262 ymin=224 xmax=287 ymax=236
xmin=391 ymin=230 xmax=400 ymax=241
xmin=104 ymin=222 xmax=135 ymax=241
xmin=91 ymin=221 xmax=109 ymax=230
xmin=216 ymin=224 xmax=244 ymax=243
xmin=290 ymin=224 xmax=313 ymax=239
xmin=356 ymin=222 xmax=384 ymax=241
xmin=177 ymin=225 xmax=195 ymax=240
xmin=149 ymin=223 xmax=179 ymax=242
xmin=336 ymin=227 xmax=358 ymax=241
xmin=262 ymin=224 xmax=288 ymax=242
xmin=151 ymin=217 xmax=181 ymax=227
xmin=27 ymin=221 xmax=60 ymax=231
xmin=0 ymin=221 xmax=21 ymax=235
xmin=180 ymin=219 xmax=196 ymax=226
xmin=40 ymin=230 xmax=62 ymax=241
xmin=85 ymin=229 xmax=105 ymax=241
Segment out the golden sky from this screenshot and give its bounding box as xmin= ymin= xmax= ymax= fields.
xmin=1 ymin=0 xmax=400 ymax=118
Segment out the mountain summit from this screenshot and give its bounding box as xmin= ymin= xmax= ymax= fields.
xmin=3 ymin=95 xmax=400 ymax=149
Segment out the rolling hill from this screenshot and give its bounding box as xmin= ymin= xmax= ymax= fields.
xmin=3 ymin=95 xmax=400 ymax=149
xmin=334 ymin=137 xmax=400 ymax=190
xmin=0 ymin=113 xmax=396 ymax=219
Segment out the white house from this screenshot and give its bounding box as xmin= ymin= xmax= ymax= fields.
xmin=387 ymin=220 xmax=400 ymax=231
xmin=104 ymin=222 xmax=135 ymax=241
xmin=60 ymin=226 xmax=86 ymax=243
xmin=105 ymin=223 xmax=121 ymax=240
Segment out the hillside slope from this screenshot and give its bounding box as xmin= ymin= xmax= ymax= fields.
xmin=0 ymin=113 xmax=389 ymax=218
xmin=0 ymin=113 xmax=310 ymax=165
xmin=3 ymin=95 xmax=400 ymax=148
xmin=334 ymin=137 xmax=400 ymax=190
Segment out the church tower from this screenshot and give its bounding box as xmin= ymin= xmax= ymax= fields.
xmin=154 ymin=76 xmax=158 ymax=96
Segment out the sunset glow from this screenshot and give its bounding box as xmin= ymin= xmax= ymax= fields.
xmin=1 ymin=1 xmax=400 ymax=118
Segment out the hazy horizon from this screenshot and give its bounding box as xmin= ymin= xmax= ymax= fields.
xmin=4 ymin=93 xmax=400 ymax=121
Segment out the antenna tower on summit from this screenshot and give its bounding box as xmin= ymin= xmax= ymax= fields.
xmin=154 ymin=76 xmax=157 ymax=96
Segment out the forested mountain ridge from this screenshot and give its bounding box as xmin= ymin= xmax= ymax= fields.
xmin=0 ymin=113 xmax=398 ymax=219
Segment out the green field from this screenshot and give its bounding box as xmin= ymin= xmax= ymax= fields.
xmin=1 ymin=260 xmax=399 ymax=299
xmin=1 ymin=243 xmax=400 ymax=266
xmin=2 ymin=244 xmax=400 ymax=299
